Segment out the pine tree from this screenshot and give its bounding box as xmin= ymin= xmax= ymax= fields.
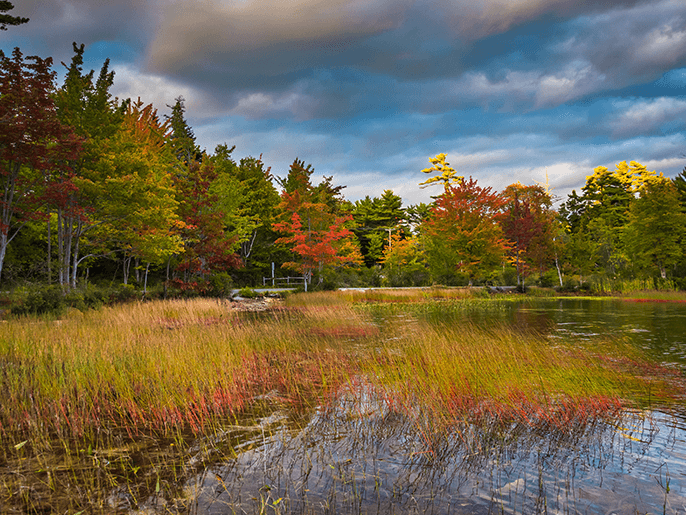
xmin=0 ymin=1 xmax=29 ymax=31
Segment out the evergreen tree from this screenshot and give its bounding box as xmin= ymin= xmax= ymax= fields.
xmin=165 ymin=96 xmax=201 ymax=167
xmin=352 ymin=190 xmax=406 ymax=267
xmin=0 ymin=1 xmax=28 ymax=31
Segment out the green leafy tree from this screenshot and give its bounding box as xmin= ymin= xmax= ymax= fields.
xmin=52 ymin=43 xmax=128 ymax=288
xmin=104 ymin=99 xmax=183 ymax=288
xmin=624 ymin=176 xmax=686 ymax=279
xmin=228 ymin=154 xmax=281 ymax=283
xmin=560 ymin=161 xmax=657 ymax=278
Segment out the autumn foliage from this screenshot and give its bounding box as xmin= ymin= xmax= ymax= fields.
xmin=424 ymin=177 xmax=508 ymax=284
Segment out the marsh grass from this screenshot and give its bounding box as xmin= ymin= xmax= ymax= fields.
xmin=1 ymin=294 xmax=680 ymax=443
xmin=1 ymin=292 xmax=684 ymax=512
xmin=334 ymin=286 xmax=484 ymax=304
xmin=620 ymin=290 xmax=686 ymax=302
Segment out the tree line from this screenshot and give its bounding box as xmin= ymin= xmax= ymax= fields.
xmin=2 ymin=44 xmax=686 ymax=295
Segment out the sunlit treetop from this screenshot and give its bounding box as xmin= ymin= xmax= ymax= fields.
xmin=585 ymin=161 xmax=658 ymax=197
xmin=419 ymin=153 xmax=464 ymax=189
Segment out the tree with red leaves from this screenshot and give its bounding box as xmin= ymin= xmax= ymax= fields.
xmin=0 ymin=48 xmax=80 ymax=282
xmin=274 ymin=159 xmax=361 ymax=285
xmin=424 ymin=177 xmax=507 ymax=285
xmin=501 ymin=183 xmax=555 ymax=285
xmin=174 ymin=155 xmax=242 ymax=281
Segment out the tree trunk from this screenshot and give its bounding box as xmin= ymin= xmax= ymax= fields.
xmin=554 ymin=251 xmax=563 ymax=288
xmin=241 ymin=230 xmax=258 ymax=267
xmin=47 ymin=215 xmax=52 ymax=284
xmin=57 ymin=208 xmax=64 ymax=285
xmin=0 ymin=232 xmax=7 ymax=283
xmin=143 ymin=263 xmax=150 ymax=295
xmin=123 ymin=255 xmax=130 ymax=285
xmin=164 ymin=258 xmax=170 ymax=299
xmin=71 ymin=220 xmax=83 ymax=289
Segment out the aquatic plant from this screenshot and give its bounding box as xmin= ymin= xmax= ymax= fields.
xmin=0 ymin=292 xmax=684 ymax=512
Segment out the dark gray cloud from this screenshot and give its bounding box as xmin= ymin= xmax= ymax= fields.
xmin=2 ymin=0 xmax=685 ymax=205
xmin=136 ymin=0 xmax=686 ymax=122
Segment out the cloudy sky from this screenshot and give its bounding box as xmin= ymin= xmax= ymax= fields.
xmin=2 ymin=0 xmax=685 ymax=205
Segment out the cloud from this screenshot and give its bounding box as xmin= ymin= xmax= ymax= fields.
xmin=425 ymin=61 xmax=607 ymax=111
xmin=147 ymin=0 xmax=414 ymax=80
xmin=142 ymin=0 xmax=680 ymax=118
xmin=609 ymin=97 xmax=686 ymax=137
xmin=557 ymin=0 xmax=686 ymax=83
xmin=441 ymin=0 xmax=644 ymax=41
xmin=110 ymin=63 xmax=204 ymax=115
xmin=0 ymin=0 xmax=154 ymax=61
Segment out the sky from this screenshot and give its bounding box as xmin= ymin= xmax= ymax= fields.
xmin=2 ymin=0 xmax=686 ymax=206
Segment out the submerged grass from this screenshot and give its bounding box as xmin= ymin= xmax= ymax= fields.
xmin=1 ymin=291 xmax=684 ymax=512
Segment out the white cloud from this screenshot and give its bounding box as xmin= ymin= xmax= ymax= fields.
xmin=110 ymin=63 xmax=212 ymax=117
xmin=634 ymin=23 xmax=686 ymax=67
xmin=610 ymin=97 xmax=686 ymax=137
xmin=438 ymin=61 xmax=607 ymax=111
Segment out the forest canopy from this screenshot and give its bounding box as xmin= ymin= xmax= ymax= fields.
xmin=2 ymin=43 xmax=686 ymax=297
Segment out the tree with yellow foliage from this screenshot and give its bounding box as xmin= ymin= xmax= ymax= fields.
xmin=419 ymin=153 xmax=463 ymax=189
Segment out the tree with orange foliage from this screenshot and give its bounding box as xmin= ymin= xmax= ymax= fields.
xmin=274 ymin=159 xmax=361 ymax=286
xmin=424 ymin=177 xmax=507 ymax=285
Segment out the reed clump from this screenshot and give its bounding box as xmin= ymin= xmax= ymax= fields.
xmin=337 ymin=286 xmax=483 ymax=304
xmin=0 ymin=298 xmax=366 ymax=445
xmin=1 ymin=292 xmax=682 ymax=445
xmin=362 ymin=321 xmax=680 ymax=434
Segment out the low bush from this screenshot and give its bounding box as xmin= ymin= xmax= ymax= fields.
xmin=237 ymin=287 xmax=259 ymax=298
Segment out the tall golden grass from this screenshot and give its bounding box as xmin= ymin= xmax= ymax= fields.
xmin=0 ymin=293 xmax=681 ymax=449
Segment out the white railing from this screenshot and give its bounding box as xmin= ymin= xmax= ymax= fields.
xmin=262 ymin=276 xmax=308 ymax=291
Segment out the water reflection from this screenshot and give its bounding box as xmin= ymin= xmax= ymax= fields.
xmin=513 ymin=299 xmax=686 ymax=367
xmin=141 ymin=397 xmax=686 ymax=514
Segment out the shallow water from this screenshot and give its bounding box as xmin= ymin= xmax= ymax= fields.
xmin=133 ymin=396 xmax=686 ymax=514
xmin=513 ymin=298 xmax=686 ymax=367
xmin=3 ymin=297 xmax=686 ymax=514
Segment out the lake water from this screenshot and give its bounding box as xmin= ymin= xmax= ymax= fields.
xmin=126 ymin=298 xmax=686 ymax=514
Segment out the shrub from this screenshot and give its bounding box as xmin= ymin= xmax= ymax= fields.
xmin=10 ymin=285 xmax=66 ymax=316
xmin=208 ymin=272 xmax=234 ymax=296
xmin=238 ymin=287 xmax=259 ymax=298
